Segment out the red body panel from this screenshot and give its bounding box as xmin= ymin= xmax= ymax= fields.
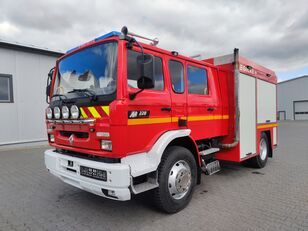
xmin=205 ymin=55 xmax=277 ymax=162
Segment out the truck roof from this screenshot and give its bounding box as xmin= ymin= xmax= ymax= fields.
xmin=64 ymin=31 xmax=277 ymax=84
xmin=62 ymin=31 xmax=219 ymax=69
xmin=203 ymin=54 xmax=277 ymax=83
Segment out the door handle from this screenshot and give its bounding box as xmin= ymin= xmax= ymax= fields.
xmin=207 ymin=107 xmax=215 ymax=112
xmin=161 ymin=107 xmax=172 ymax=112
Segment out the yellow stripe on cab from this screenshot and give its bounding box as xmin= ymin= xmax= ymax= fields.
xmin=101 ymin=106 xmax=110 ymax=116
xmin=128 ymin=115 xmax=229 ymax=125
xmin=88 ymin=107 xmax=101 ymax=119
xmin=80 ymin=107 xmax=88 ymax=119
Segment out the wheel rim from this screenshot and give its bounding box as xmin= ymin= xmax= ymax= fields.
xmin=259 ymin=138 xmax=268 ymax=161
xmin=168 ymin=160 xmax=192 ymax=200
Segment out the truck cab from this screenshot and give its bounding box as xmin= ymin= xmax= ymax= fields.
xmin=45 ymin=28 xmax=277 ymax=213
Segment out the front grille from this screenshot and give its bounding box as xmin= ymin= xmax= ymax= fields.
xmin=56 ymin=149 xmax=120 ymax=163
xmin=60 ymin=131 xmax=89 ymax=138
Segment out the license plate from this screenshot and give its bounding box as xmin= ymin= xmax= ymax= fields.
xmin=80 ymin=166 xmax=107 ymax=181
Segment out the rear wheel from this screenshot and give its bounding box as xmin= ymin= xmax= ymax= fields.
xmin=153 ymin=146 xmax=197 ymax=213
xmin=244 ymin=133 xmax=269 ymax=168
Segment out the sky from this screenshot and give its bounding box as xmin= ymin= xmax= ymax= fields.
xmin=0 ymin=0 xmax=307 ymax=82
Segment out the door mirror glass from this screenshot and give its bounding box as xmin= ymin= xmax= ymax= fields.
xmin=137 ymin=76 xmax=154 ymax=89
xmin=137 ymin=54 xmax=154 ymax=89
xmin=46 ymin=67 xmax=54 ymax=103
xmin=46 ymin=85 xmax=51 ymax=97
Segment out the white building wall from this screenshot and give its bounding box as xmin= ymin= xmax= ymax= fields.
xmin=277 ymin=76 xmax=308 ymax=120
xmin=0 ymin=47 xmax=59 ymax=145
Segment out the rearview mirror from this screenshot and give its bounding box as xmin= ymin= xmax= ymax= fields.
xmin=46 ymin=67 xmax=54 ymax=103
xmin=46 ymin=85 xmax=51 ymax=98
xmin=137 ymin=54 xmax=154 ymax=89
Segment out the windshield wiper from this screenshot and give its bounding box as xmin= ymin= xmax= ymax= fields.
xmin=68 ymin=89 xmax=97 ymax=101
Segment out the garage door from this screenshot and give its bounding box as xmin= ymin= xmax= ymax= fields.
xmin=294 ymin=101 xmax=308 ymax=120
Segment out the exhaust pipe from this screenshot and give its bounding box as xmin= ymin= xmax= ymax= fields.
xmin=219 ymin=48 xmax=240 ymax=149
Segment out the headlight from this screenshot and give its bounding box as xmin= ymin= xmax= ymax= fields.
xmin=101 ymin=140 xmax=112 ymax=151
xmin=46 ymin=107 xmax=53 ymax=119
xmin=70 ymin=105 xmax=79 ymax=119
xmin=62 ymin=106 xmax=69 ymax=119
xmin=54 ymin=107 xmax=61 ymax=119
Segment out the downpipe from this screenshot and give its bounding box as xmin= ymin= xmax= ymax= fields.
xmin=219 ymin=48 xmax=240 ymax=149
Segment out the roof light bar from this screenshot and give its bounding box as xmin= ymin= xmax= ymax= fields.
xmin=189 ymin=54 xmax=201 ymax=59
xmin=121 ymin=26 xmax=159 ymax=46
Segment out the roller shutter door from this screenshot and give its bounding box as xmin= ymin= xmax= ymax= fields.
xmin=294 ymin=101 xmax=308 ymax=120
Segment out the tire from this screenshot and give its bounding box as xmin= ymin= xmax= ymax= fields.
xmin=244 ymin=133 xmax=269 ymax=168
xmin=153 ymin=146 xmax=197 ymax=213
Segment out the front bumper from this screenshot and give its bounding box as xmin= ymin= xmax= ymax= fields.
xmin=44 ymin=149 xmax=131 ymax=201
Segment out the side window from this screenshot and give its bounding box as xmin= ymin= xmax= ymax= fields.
xmin=0 ymin=74 xmax=14 ymax=103
xmin=169 ymin=60 xmax=184 ymax=93
xmin=187 ymin=65 xmax=208 ymax=95
xmin=127 ymin=50 xmax=164 ymax=91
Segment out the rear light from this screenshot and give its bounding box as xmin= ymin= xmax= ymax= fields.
xmin=62 ymin=106 xmax=69 ymax=119
xmin=71 ymin=105 xmax=79 ymax=119
xmin=46 ymin=107 xmax=53 ymax=119
xmin=101 ymin=140 xmax=112 ymax=151
xmin=54 ymin=107 xmax=61 ymax=119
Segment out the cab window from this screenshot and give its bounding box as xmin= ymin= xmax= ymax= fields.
xmin=187 ymin=65 xmax=208 ymax=95
xmin=169 ymin=60 xmax=184 ymax=93
xmin=127 ymin=50 xmax=164 ymax=91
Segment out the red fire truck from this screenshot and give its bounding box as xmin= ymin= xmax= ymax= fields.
xmin=45 ymin=27 xmax=277 ymax=213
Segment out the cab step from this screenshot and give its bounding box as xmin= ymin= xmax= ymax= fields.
xmin=131 ymin=181 xmax=158 ymax=194
xmin=199 ymin=148 xmax=220 ymax=156
xmin=201 ymin=160 xmax=221 ymax=175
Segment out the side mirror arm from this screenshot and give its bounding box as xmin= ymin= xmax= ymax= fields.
xmin=129 ymin=89 xmax=144 ymax=100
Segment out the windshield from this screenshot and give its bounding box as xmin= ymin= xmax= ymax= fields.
xmin=53 ymin=42 xmax=118 ymax=98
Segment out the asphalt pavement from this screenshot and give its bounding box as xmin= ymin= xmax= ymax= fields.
xmin=0 ymin=121 xmax=308 ymax=231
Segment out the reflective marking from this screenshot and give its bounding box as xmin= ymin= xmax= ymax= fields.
xmin=80 ymin=108 xmax=88 ymax=119
xmin=188 ymin=115 xmax=229 ymax=121
xmin=101 ymin=106 xmax=110 ymax=116
xmin=257 ymin=123 xmax=278 ymax=129
xmin=88 ymin=107 xmax=101 ymax=119
xmin=128 ymin=115 xmax=229 ymax=125
xmin=128 ymin=117 xmax=171 ymax=125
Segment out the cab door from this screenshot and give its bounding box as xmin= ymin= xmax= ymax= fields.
xmin=168 ymin=59 xmax=187 ymax=129
xmin=125 ymin=48 xmax=171 ymax=154
xmin=186 ymin=63 xmax=222 ymax=140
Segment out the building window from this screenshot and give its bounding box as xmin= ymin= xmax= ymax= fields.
xmin=187 ymin=65 xmax=208 ymax=95
xmin=0 ymin=74 xmax=14 ymax=103
xmin=169 ymin=60 xmax=184 ymax=93
xmin=127 ymin=50 xmax=164 ymax=91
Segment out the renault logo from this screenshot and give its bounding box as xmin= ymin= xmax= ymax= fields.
xmin=69 ymin=134 xmax=75 ymax=145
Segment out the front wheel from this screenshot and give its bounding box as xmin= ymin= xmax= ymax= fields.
xmin=153 ymin=146 xmax=197 ymax=213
